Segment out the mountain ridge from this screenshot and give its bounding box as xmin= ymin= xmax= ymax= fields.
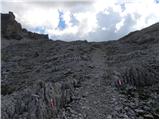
xmin=1 ymin=11 xmax=158 ymax=43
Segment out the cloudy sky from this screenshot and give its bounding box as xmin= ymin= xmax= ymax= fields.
xmin=1 ymin=0 xmax=160 ymax=41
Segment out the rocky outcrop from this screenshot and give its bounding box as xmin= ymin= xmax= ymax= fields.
xmin=22 ymin=29 xmax=48 ymax=40
xmin=28 ymin=31 xmax=48 ymax=40
xmin=1 ymin=12 xmax=159 ymax=119
xmin=1 ymin=12 xmax=22 ymax=40
xmin=1 ymin=12 xmax=49 ymax=40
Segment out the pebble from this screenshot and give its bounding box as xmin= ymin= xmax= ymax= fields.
xmin=143 ymin=114 xmax=154 ymax=119
xmin=129 ymin=102 xmax=136 ymax=107
xmin=138 ymin=116 xmax=144 ymax=119
xmin=71 ymin=114 xmax=77 ymax=118
xmin=153 ymin=113 xmax=159 ymax=118
xmin=115 ymin=106 xmax=121 ymax=111
xmin=82 ymin=106 xmax=90 ymax=110
xmin=134 ymin=109 xmax=144 ymax=114
xmin=112 ymin=97 xmax=116 ymax=101
xmin=72 ymin=96 xmax=81 ymax=100
xmin=88 ymin=65 xmax=94 ymax=69
xmin=107 ymin=115 xmax=112 ymax=119
xmin=93 ymin=101 xmax=97 ymax=104
xmin=123 ymin=114 xmax=129 ymax=118
xmin=143 ymin=105 xmax=150 ymax=111
xmin=83 ymin=91 xmax=89 ymax=97
xmin=124 ymin=106 xmax=129 ymax=111
xmin=83 ymin=114 xmax=87 ymax=118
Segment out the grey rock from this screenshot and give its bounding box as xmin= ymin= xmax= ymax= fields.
xmin=107 ymin=115 xmax=112 ymax=119
xmin=134 ymin=109 xmax=144 ymax=114
xmin=1 ymin=12 xmax=23 ymax=40
xmin=143 ymin=114 xmax=154 ymax=119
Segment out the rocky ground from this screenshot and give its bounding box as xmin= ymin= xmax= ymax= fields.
xmin=1 ymin=12 xmax=159 ymax=119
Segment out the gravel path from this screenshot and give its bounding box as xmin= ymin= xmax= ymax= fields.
xmin=59 ymin=48 xmax=124 ymax=118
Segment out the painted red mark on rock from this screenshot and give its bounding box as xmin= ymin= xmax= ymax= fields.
xmin=50 ymin=97 xmax=56 ymax=111
xmin=118 ymin=80 xmax=122 ymax=85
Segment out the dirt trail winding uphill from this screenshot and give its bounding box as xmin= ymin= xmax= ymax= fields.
xmin=59 ymin=48 xmax=130 ymax=119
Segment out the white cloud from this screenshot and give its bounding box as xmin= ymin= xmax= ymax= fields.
xmin=19 ymin=8 xmax=59 ymax=31
xmin=102 ymin=27 xmax=106 ymax=31
xmin=1 ymin=0 xmax=159 ymax=41
xmin=116 ymin=19 xmax=125 ymax=32
xmin=74 ymin=11 xmax=99 ymax=36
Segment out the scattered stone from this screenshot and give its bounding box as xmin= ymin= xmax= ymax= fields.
xmin=143 ymin=114 xmax=154 ymax=119
xmin=107 ymin=115 xmax=112 ymax=119
xmin=81 ymin=55 xmax=88 ymax=61
xmin=34 ymin=52 xmax=39 ymax=57
xmin=134 ymin=109 xmax=144 ymax=114
xmin=153 ymin=113 xmax=159 ymax=118
xmin=123 ymin=114 xmax=129 ymax=118
xmin=88 ymin=65 xmax=94 ymax=69
xmin=138 ymin=116 xmax=144 ymax=119
xmin=64 ymin=69 xmax=72 ymax=76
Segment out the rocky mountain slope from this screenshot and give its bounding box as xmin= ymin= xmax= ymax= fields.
xmin=1 ymin=12 xmax=159 ymax=119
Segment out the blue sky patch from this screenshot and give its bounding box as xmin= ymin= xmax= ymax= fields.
xmin=58 ymin=10 xmax=66 ymax=30
xmin=34 ymin=27 xmax=45 ymax=34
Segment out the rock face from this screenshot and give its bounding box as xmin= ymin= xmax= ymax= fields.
xmin=1 ymin=12 xmax=159 ymax=119
xmin=1 ymin=12 xmax=48 ymax=41
xmin=1 ymin=12 xmax=22 ymax=40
